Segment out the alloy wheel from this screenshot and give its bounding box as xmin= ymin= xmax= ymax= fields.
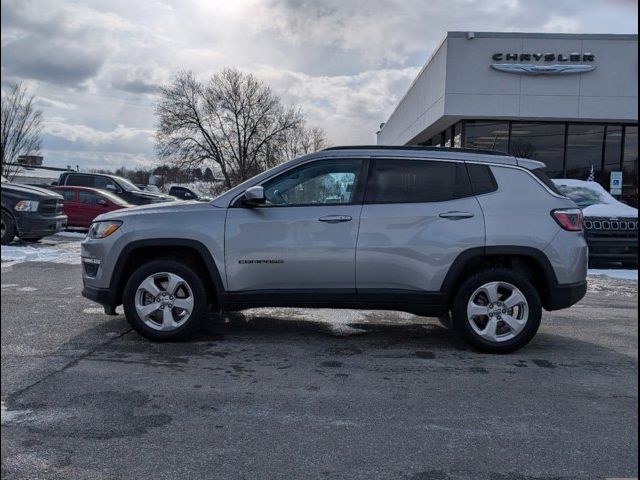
xmin=466 ymin=281 xmax=529 ymax=343
xmin=135 ymin=272 xmax=194 ymax=331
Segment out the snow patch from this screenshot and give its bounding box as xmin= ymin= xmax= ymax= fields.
xmin=1 ymin=242 xmax=81 ymax=265
xmin=16 ymin=286 xmax=38 ymax=292
xmin=82 ymin=307 xmax=106 ymax=314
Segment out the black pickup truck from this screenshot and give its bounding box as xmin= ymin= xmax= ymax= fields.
xmin=1 ymin=176 xmax=67 ymax=244
xmin=57 ymin=172 xmax=174 ymax=205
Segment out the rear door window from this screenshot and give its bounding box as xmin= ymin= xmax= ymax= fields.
xmin=365 ymin=159 xmax=472 ymax=204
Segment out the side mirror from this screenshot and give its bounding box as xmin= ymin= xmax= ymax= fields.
xmin=242 ymin=186 xmax=265 ymax=206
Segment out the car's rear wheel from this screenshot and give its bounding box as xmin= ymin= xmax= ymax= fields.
xmin=451 ymin=268 xmax=541 ymax=354
xmin=1 ymin=211 xmax=16 ymax=245
xmin=123 ymin=259 xmax=207 ymax=341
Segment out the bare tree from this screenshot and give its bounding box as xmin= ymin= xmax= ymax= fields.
xmin=156 ymin=69 xmax=325 ymax=189
xmin=1 ymin=83 xmax=43 ymax=180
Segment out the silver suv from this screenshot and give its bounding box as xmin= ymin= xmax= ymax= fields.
xmin=81 ymin=146 xmax=588 ymax=353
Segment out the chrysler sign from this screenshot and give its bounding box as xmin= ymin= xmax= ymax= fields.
xmin=491 ymin=52 xmax=597 ymax=75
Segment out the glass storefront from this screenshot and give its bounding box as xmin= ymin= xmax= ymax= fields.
xmin=622 ymin=126 xmax=638 ymax=207
xmin=464 ymin=121 xmax=509 ymax=153
xmin=511 ymin=123 xmax=566 ymax=177
xmin=565 ymin=124 xmax=605 ymax=180
xmin=416 ymin=120 xmax=639 ymax=207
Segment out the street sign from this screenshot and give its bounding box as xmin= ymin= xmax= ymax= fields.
xmin=610 ymin=171 xmax=623 ymax=195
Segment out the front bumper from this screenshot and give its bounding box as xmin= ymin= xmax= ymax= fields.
xmin=544 ymin=281 xmax=588 ymax=311
xmin=16 ymin=212 xmax=67 ymax=238
xmin=584 ymin=217 xmax=638 ymax=265
xmin=82 ymin=284 xmax=117 ymax=307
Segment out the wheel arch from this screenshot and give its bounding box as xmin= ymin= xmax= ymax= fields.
xmin=110 ymin=238 xmax=225 ymax=309
xmin=441 ymin=246 xmax=559 ymax=311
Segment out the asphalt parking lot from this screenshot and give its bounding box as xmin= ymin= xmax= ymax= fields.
xmin=1 ymin=245 xmax=638 ymax=479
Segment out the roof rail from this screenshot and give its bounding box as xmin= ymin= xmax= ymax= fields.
xmin=323 ymin=145 xmax=511 ymax=157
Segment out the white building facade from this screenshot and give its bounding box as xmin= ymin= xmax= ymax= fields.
xmin=377 ymin=32 xmax=638 ymax=206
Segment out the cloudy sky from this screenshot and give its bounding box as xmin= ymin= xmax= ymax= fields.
xmin=1 ymin=0 xmax=637 ymax=171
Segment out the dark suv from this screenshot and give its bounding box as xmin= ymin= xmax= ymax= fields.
xmin=58 ymin=172 xmax=174 ymax=205
xmin=1 ymin=176 xmax=67 ymax=244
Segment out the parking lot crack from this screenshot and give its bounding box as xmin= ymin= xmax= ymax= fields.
xmin=4 ymin=327 xmax=133 ymax=406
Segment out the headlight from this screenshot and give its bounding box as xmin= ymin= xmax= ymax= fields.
xmin=88 ymin=221 xmax=122 ymax=239
xmin=14 ymin=200 xmax=39 ymax=212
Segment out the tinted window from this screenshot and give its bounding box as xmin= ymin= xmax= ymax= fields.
xmin=262 ymin=159 xmax=362 ymax=206
xmin=66 ymin=174 xmax=94 ymax=187
xmin=366 ymin=160 xmax=471 ymax=204
xmin=79 ymin=191 xmax=101 ymax=205
xmin=467 ymin=164 xmax=498 ymax=195
xmin=532 ymin=169 xmax=563 ymax=195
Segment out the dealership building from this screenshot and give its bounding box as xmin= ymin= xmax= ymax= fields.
xmin=377 ymin=32 xmax=638 ymax=206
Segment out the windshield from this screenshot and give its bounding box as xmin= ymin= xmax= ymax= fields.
xmin=556 ymin=184 xmax=609 ymax=208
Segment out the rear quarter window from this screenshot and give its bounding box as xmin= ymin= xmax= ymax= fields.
xmin=466 ymin=163 xmax=498 ymax=195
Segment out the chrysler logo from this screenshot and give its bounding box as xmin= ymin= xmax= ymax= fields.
xmin=491 ymin=64 xmax=597 ymax=75
xmin=492 ymin=53 xmax=595 ymax=62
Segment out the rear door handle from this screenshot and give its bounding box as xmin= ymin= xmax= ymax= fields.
xmin=439 ymin=211 xmax=474 ymax=220
xmin=318 ymin=215 xmax=352 ymax=223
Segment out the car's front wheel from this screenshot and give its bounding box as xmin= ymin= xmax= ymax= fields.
xmin=123 ymin=259 xmax=207 ymax=341
xmin=451 ymin=268 xmax=542 ymax=354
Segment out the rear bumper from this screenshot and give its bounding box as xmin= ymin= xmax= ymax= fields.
xmin=544 ymin=281 xmax=587 ymax=311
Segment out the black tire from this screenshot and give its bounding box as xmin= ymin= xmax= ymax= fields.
xmin=451 ymin=268 xmax=542 ymax=354
xmin=1 ymin=211 xmax=16 ymax=245
xmin=122 ymin=259 xmax=208 ymax=341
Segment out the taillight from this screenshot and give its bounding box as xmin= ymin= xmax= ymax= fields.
xmin=552 ymin=208 xmax=583 ymax=231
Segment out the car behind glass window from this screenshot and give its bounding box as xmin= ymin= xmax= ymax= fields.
xmin=366 ymin=159 xmax=471 ymax=203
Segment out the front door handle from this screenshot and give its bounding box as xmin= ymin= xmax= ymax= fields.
xmin=439 ymin=211 xmax=474 ymax=220
xmin=318 ymin=215 xmax=352 ymax=223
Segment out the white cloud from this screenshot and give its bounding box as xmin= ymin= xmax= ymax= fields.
xmin=1 ymin=0 xmax=637 ymax=170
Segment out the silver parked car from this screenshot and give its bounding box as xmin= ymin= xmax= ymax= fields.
xmin=80 ymin=146 xmax=587 ymax=353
